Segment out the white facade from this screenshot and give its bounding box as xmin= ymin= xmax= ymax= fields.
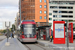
xmin=49 ymin=1 xmax=75 ymax=30
xmin=50 ymin=0 xmax=75 ymax=1
xmin=15 ymin=12 xmax=19 ymax=30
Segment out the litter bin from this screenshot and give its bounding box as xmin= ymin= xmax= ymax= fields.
xmin=43 ymin=35 xmax=46 ymax=40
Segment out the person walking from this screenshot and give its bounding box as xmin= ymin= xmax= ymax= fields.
xmin=10 ymin=32 xmax=13 ymax=38
xmin=12 ymin=32 xmax=14 ymax=38
xmin=50 ymin=35 xmax=53 ymax=42
xmin=50 ymin=30 xmax=53 ymax=42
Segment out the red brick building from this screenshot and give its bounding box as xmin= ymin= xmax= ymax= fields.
xmin=19 ymin=0 xmax=49 ymax=27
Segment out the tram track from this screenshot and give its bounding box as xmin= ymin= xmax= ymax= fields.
xmin=25 ymin=44 xmax=31 ymax=50
xmin=35 ymin=44 xmax=46 ymax=50
xmin=24 ymin=43 xmax=46 ymax=50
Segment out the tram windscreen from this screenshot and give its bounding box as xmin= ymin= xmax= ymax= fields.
xmin=23 ymin=24 xmax=36 ymax=35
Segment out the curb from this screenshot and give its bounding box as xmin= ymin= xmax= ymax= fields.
xmin=37 ymin=41 xmax=75 ymax=50
xmin=0 ymin=38 xmax=28 ymax=50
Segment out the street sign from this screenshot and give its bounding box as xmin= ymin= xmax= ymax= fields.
xmin=53 ymin=21 xmax=65 ymax=44
xmin=68 ymin=23 xmax=73 ymax=43
xmin=5 ymin=21 xmax=10 ymax=42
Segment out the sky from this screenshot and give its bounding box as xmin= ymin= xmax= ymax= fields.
xmin=0 ymin=0 xmax=19 ymax=29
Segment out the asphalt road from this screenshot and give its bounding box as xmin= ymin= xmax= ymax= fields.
xmin=0 ymin=35 xmax=6 ymax=41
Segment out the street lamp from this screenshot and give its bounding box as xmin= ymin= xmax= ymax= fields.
xmin=46 ymin=0 xmax=48 ymax=26
xmin=66 ymin=11 xmax=69 ymax=48
xmin=19 ymin=0 xmax=21 ymax=23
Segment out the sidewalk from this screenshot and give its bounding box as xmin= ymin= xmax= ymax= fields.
xmin=0 ymin=38 xmax=27 ymax=50
xmin=37 ymin=39 xmax=75 ymax=50
xmin=0 ymin=36 xmax=6 ymax=41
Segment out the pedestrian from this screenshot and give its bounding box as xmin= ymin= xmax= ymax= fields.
xmin=10 ymin=33 xmax=12 ymax=38
xmin=50 ymin=35 xmax=53 ymax=42
xmin=12 ymin=32 xmax=14 ymax=38
xmin=36 ymin=32 xmax=38 ymax=40
xmin=10 ymin=32 xmax=13 ymax=38
xmin=50 ymin=30 xmax=53 ymax=42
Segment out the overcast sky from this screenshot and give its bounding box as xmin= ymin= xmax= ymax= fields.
xmin=0 ymin=0 xmax=19 ymax=29
xmin=0 ymin=0 xmax=19 ymax=22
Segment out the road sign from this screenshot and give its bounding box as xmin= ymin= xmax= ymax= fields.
xmin=53 ymin=21 xmax=65 ymax=44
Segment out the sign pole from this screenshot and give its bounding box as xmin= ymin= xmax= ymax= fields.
xmin=5 ymin=21 xmax=11 ymax=46
xmin=7 ymin=27 xmax=8 ymax=42
xmin=5 ymin=22 xmax=10 ymax=42
xmin=66 ymin=20 xmax=69 ymax=50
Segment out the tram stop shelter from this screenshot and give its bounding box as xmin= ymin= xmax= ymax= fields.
xmin=36 ymin=26 xmax=51 ymax=40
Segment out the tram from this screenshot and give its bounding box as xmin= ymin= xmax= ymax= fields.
xmin=17 ymin=20 xmax=37 ymax=42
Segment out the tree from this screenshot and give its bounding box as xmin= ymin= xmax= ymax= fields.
xmin=12 ymin=24 xmax=16 ymax=31
xmin=0 ymin=29 xmax=7 ymax=33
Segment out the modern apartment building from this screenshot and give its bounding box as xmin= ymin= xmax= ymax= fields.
xmin=49 ymin=0 xmax=75 ymax=30
xmin=15 ymin=12 xmax=19 ymax=30
xmin=19 ymin=0 xmax=49 ymax=27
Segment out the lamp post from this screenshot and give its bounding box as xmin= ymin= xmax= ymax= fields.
xmin=66 ymin=20 xmax=69 ymax=50
xmin=20 ymin=0 xmax=21 ymax=23
xmin=66 ymin=11 xmax=69 ymax=50
xmin=46 ymin=0 xmax=48 ymax=26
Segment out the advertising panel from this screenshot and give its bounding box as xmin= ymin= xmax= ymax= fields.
xmin=68 ymin=23 xmax=73 ymax=43
xmin=55 ymin=24 xmax=64 ymax=38
xmin=53 ymin=21 xmax=65 ymax=44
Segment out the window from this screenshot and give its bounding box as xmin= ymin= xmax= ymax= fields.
xmin=59 ymin=6 xmax=73 ymax=9
xmin=69 ymin=11 xmax=73 ymax=13
xmin=69 ymin=16 xmax=73 ymax=18
xmin=49 ymin=18 xmax=52 ymax=20
xmin=24 ymin=18 xmax=25 ymax=20
xmin=62 ymin=15 xmax=73 ymax=18
xmin=49 ymin=23 xmax=52 ymax=26
xmin=44 ymin=11 xmax=46 ymax=14
xmin=68 ymin=7 xmax=73 ymax=9
xmin=58 ymin=11 xmax=73 ymax=13
xmin=40 ymin=5 xmax=42 ymax=8
xmin=53 ymin=11 xmax=58 ymax=13
xmin=59 ymin=6 xmax=67 ymax=9
xmin=50 ymin=6 xmax=57 ymax=9
xmin=59 ymin=15 xmax=62 ymax=17
xmin=53 ymin=15 xmax=57 ymax=17
xmin=44 ymin=0 xmax=46 ymax=2
xmin=69 ymin=3 xmax=74 ymax=5
xmin=22 ymin=0 xmax=24 ymax=1
xmin=44 ymin=5 xmax=46 ymax=8
xmin=40 ymin=0 xmax=42 ymax=2
xmin=59 ymin=19 xmax=62 ymax=21
xmin=40 ymin=16 xmax=42 ymax=19
xmin=49 ymin=13 xmax=52 ymax=15
xmin=53 ymin=19 xmax=57 ymax=21
xmin=62 ymin=15 xmax=68 ymax=17
xmin=44 ymin=16 xmax=46 ymax=19
xmin=40 ymin=11 xmax=42 ymax=14
xmin=59 ymin=11 xmax=62 ymax=13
